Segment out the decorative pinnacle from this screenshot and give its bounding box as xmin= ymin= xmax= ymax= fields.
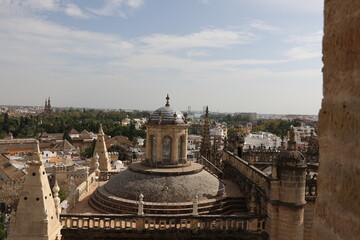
xmin=165 ymin=94 xmax=170 ymax=107
xmin=287 ymin=127 xmax=296 ymax=150
xmin=98 ymin=124 xmax=105 ymax=135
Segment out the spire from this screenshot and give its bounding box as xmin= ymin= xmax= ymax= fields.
xmin=165 ymin=94 xmax=170 ymax=107
xmin=93 ymin=124 xmax=111 ymax=171
xmin=200 ymin=106 xmax=211 ymax=160
xmin=7 ymin=140 xmax=62 ymax=240
xmin=98 ymin=124 xmax=105 ymax=135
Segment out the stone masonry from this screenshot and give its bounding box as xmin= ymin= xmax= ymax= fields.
xmin=312 ymin=0 xmax=360 ymax=239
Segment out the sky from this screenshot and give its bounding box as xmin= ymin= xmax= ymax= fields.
xmin=0 ymin=0 xmax=324 ymax=114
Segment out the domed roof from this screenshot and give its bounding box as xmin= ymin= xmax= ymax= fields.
xmin=276 ymin=129 xmax=306 ymax=167
xmin=102 ymin=167 xmax=223 ymax=202
xmin=149 ymin=94 xmax=186 ymax=124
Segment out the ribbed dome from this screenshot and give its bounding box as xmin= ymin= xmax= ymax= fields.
xmin=149 ymin=106 xmax=185 ymax=124
xmin=102 ymin=167 xmax=223 ymax=202
xmin=148 ymin=94 xmax=185 ymax=124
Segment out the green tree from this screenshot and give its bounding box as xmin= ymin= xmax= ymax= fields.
xmin=108 ymin=145 xmax=126 ymax=160
xmin=0 ymin=213 xmax=6 ymax=240
xmin=58 ymin=187 xmax=67 ymax=202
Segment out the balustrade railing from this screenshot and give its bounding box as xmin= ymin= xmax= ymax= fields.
xmin=223 ymin=151 xmax=271 ymax=194
xmin=305 ymin=173 xmax=317 ymax=200
xmin=98 ymin=171 xmax=118 ymax=181
xmin=60 ymin=213 xmax=267 ymax=233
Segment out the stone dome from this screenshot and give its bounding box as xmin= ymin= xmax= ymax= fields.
xmin=148 ymin=94 xmax=186 ymax=125
xmin=277 ymin=150 xmax=306 ymax=167
xmin=149 ymin=106 xmax=185 ymax=124
xmin=102 ymin=165 xmax=224 ymax=203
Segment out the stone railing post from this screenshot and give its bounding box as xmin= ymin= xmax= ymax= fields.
xmin=138 ymin=193 xmax=144 ymax=216
xmin=192 ymin=195 xmax=199 ymax=216
xmin=85 ymin=167 xmax=89 ymax=192
xmin=136 ymin=216 xmax=145 ymax=231
xmin=191 ymin=216 xmax=199 ymax=230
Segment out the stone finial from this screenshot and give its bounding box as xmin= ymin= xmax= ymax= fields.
xmin=192 ymin=195 xmax=199 ymax=215
xmin=53 ymin=180 xmax=61 ymax=217
xmin=98 ymin=124 xmax=105 ymax=135
xmin=53 ymin=180 xmax=60 ymax=206
xmin=138 ymin=193 xmax=144 ymax=215
xmin=287 ymin=127 xmax=296 ymax=150
xmin=29 ymin=140 xmax=43 ymax=165
xmin=68 ymin=176 xmax=75 ymax=195
xmin=94 ymin=152 xmax=100 ymax=176
xmin=165 ymin=94 xmax=170 ymax=107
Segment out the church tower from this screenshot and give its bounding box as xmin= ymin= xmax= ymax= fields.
xmin=93 ymin=124 xmax=111 ymax=171
xmin=43 ymin=97 xmax=52 ymax=115
xmin=7 ymin=141 xmax=62 ymax=240
xmin=267 ymin=128 xmax=307 ymax=240
xmin=200 ymin=106 xmax=211 ymax=160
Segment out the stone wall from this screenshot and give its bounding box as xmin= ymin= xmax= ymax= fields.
xmin=312 ymin=0 xmax=360 ymax=239
xmin=304 ymin=201 xmax=315 ymax=240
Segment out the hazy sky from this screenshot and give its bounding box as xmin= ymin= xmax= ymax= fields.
xmin=0 ymin=0 xmax=323 ymax=114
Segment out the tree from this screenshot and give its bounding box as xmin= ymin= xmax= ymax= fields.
xmin=108 ymin=145 xmax=126 ymax=160
xmin=0 ymin=213 xmax=6 ymax=240
xmin=58 ymin=187 xmax=67 ymax=202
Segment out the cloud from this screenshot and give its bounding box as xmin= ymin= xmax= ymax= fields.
xmin=285 ymin=30 xmax=323 ymax=44
xmin=186 ymin=50 xmax=211 ymax=57
xmin=198 ymin=0 xmax=209 ymax=4
xmin=250 ymin=20 xmax=283 ymax=33
xmin=138 ymin=29 xmax=258 ymax=52
xmin=283 ymin=30 xmax=322 ymax=60
xmin=284 ymin=45 xmax=321 ymax=60
xmin=64 ymin=3 xmax=89 ymax=19
xmin=0 ymin=0 xmax=59 ymax=12
xmin=88 ymin=0 xmax=144 ymax=18
xmin=253 ymin=0 xmax=323 ymax=12
xmin=0 ymin=15 xmax=134 ymax=67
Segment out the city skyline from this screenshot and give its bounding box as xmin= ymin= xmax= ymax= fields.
xmin=0 ymin=0 xmax=323 ymax=114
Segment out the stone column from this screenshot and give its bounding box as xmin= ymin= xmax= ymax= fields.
xmin=182 ymin=134 xmax=187 ymax=163
xmin=172 ymin=134 xmax=179 ymax=164
xmin=156 ymin=132 xmax=162 ymax=163
xmin=312 ymin=1 xmax=360 ymax=239
xmin=145 ymin=128 xmax=151 ymax=161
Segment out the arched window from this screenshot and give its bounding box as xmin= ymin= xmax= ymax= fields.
xmin=178 ymin=136 xmax=184 ymax=162
xmin=150 ymin=135 xmax=156 ymax=161
xmin=162 ymin=136 xmax=172 ymax=163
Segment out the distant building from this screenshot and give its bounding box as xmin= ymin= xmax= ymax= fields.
xmin=43 ymin=97 xmax=52 ymax=114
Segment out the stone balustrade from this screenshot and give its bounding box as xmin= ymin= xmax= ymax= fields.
xmin=241 ymin=146 xmax=319 ymax=164
xmin=305 ymin=174 xmax=317 ymax=201
xmin=223 ymin=151 xmax=271 ymax=195
xmin=60 ymin=171 xmax=97 ymax=213
xmin=60 ymin=213 xmax=267 ymax=233
xmin=98 ymin=171 xmax=119 ymax=181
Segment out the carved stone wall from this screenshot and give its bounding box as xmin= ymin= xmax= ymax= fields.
xmin=312 ymin=0 xmax=360 ymax=239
